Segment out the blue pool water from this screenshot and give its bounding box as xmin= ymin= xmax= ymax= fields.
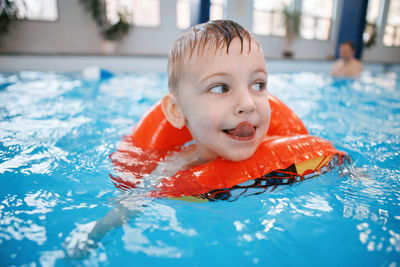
xmin=0 ymin=69 xmax=399 ymax=266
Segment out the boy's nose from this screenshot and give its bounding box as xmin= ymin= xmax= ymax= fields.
xmin=234 ymin=89 xmax=256 ymax=115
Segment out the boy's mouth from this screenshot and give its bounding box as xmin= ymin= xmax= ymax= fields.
xmin=223 ymin=121 xmax=256 ymax=140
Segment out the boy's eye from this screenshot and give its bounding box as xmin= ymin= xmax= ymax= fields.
xmin=251 ymin=82 xmax=265 ymax=92
xmin=209 ymin=84 xmax=229 ymax=94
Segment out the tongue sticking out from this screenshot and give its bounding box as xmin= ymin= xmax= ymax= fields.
xmin=225 ymin=122 xmax=255 ymax=139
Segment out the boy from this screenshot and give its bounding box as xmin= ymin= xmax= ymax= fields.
xmin=65 ymin=20 xmax=270 ymax=257
xmin=331 ymin=41 xmax=363 ymax=77
xmin=160 ymin=19 xmax=271 ymax=171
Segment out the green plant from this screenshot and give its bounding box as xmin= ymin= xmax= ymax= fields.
xmin=283 ymin=7 xmax=301 ymax=37
xmin=80 ymin=0 xmax=132 ymax=41
xmin=363 ymin=22 xmax=377 ymax=48
xmin=101 ymin=12 xmax=131 ymax=41
xmin=0 ymin=0 xmax=18 ymax=39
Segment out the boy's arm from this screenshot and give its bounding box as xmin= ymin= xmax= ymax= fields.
xmin=64 ymin=194 xmax=149 ymax=258
xmin=64 ymin=146 xmax=200 ymax=258
xmin=87 ymin=202 xmax=142 ymax=242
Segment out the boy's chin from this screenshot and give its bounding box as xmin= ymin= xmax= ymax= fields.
xmin=221 ymin=148 xmax=257 ymax=162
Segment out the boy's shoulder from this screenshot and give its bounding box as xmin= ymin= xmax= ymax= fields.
xmin=152 ymin=145 xmax=203 ymax=177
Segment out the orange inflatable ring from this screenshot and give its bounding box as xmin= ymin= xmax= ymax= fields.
xmin=110 ymin=95 xmax=347 ymax=201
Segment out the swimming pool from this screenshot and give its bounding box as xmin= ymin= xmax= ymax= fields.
xmin=0 ymin=69 xmax=399 ymax=266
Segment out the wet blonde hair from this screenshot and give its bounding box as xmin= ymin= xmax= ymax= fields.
xmin=168 ymin=20 xmax=257 ymax=94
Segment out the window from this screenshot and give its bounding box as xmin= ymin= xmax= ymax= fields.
xmin=176 ymin=0 xmax=226 ymax=29
xmin=210 ymin=0 xmax=225 ymax=21
xmin=363 ymin=0 xmax=381 ymax=47
xmin=383 ymin=0 xmax=400 ymax=47
xmin=300 ymin=0 xmax=334 ymax=40
xmin=253 ymin=0 xmax=334 ymax=40
xmin=252 ymin=0 xmax=289 ymax=36
xmin=15 ymin=0 xmax=58 ymax=21
xmin=106 ymin=0 xmax=160 ymax=27
xmin=177 ymin=0 xmax=191 ymax=29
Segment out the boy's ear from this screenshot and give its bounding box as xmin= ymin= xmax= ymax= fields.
xmin=161 ymin=94 xmax=186 ymax=129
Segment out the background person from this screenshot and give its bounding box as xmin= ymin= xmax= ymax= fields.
xmin=331 ymin=41 xmax=363 ymax=77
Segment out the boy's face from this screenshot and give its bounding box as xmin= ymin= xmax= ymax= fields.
xmin=339 ymin=43 xmax=354 ymax=60
xmin=175 ymin=37 xmax=270 ymax=162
